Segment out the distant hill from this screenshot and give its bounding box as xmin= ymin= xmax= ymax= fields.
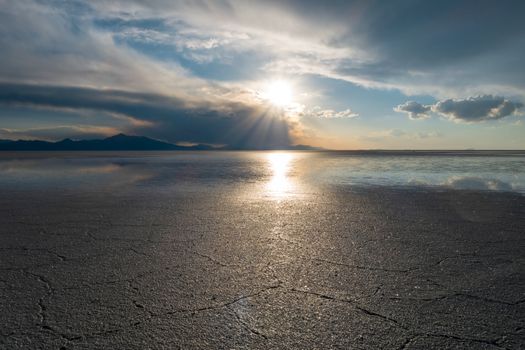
xmin=224 ymin=144 xmax=324 ymax=151
xmin=0 ymin=134 xmax=215 ymax=151
xmin=287 ymin=144 xmax=324 ymax=151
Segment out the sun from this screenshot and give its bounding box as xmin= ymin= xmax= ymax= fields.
xmin=261 ymin=80 xmax=294 ymax=107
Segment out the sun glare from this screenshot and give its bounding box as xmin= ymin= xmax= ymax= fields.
xmin=262 ymin=80 xmax=294 ymax=107
xmin=266 ymin=153 xmax=294 ymax=198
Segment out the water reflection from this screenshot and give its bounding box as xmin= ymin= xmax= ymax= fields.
xmin=0 ymin=151 xmax=522 ymax=194
xmin=266 ymin=153 xmax=295 ymax=199
xmin=0 ymin=158 xmax=152 ymax=189
xmin=444 ymin=176 xmax=514 ymax=191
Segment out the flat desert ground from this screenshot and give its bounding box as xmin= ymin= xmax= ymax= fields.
xmin=1 ymin=152 xmax=524 ymax=349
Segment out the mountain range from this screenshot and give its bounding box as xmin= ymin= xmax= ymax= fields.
xmin=0 ymin=134 xmax=215 ymax=151
xmin=0 ymin=134 xmax=322 ymax=151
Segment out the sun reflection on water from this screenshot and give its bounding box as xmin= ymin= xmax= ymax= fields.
xmin=266 ymin=153 xmax=294 ymax=199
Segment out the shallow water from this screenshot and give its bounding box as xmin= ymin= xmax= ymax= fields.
xmin=0 ymin=151 xmax=523 ymax=195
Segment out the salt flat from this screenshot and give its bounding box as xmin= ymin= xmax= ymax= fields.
xmin=0 ymin=152 xmax=524 ymax=349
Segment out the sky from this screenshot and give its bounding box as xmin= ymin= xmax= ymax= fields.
xmin=0 ymin=0 xmax=524 ymax=150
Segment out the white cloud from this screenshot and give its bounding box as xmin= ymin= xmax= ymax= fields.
xmin=6 ymin=0 xmax=525 ymax=101
xmin=0 ymin=0 xmax=261 ymax=105
xmin=310 ymin=107 xmax=358 ymax=119
xmin=362 ymin=129 xmax=442 ymax=141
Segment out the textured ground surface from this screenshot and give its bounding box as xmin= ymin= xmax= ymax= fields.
xmin=1 ymin=184 xmax=524 ymax=349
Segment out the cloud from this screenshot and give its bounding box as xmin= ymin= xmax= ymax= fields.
xmin=432 ymin=95 xmax=523 ymax=122
xmin=0 ymin=0 xmax=209 ymax=99
xmin=3 ymin=0 xmax=525 ymax=101
xmin=0 ymin=83 xmax=292 ymax=148
xmin=106 ymin=112 xmax=155 ymax=127
xmin=0 ymin=125 xmax=119 ymax=141
xmin=80 ymin=0 xmax=525 ymax=97
xmin=2 ymin=0 xmax=525 ymax=148
xmin=393 ymin=101 xmax=431 ymax=120
xmin=362 ymin=129 xmax=442 ymax=142
xmin=415 ymin=131 xmax=443 ymax=139
xmin=0 ymin=1 xmax=298 ymax=148
xmin=395 ymin=95 xmax=523 ymax=122
xmin=309 ymin=107 xmax=358 ymax=119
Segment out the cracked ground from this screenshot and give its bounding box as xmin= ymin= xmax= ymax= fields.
xmin=1 ymin=167 xmax=524 ymax=349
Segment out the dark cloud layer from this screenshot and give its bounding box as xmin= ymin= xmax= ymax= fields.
xmin=0 ymin=83 xmax=292 ymax=149
xmin=245 ymin=0 xmax=525 ymax=94
xmin=0 ymin=125 xmax=117 ymax=141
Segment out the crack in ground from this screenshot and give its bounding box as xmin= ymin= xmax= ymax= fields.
xmin=128 ymin=247 xmax=151 ymax=258
xmin=0 ymin=247 xmax=67 ymax=262
xmin=288 ymin=287 xmax=405 ymax=329
xmin=164 ymin=284 xmax=282 ymax=315
xmin=228 ymin=305 xmax=268 ymax=340
xmin=354 ymin=306 xmax=408 ymax=330
xmin=5 ymin=267 xmax=520 ymax=347
xmin=422 ymin=333 xmax=510 ymax=349
xmin=389 ymin=292 xmax=525 ymax=306
xmin=313 ymin=258 xmax=415 ymax=273
xmin=289 ymin=286 xmax=512 ymax=348
xmin=24 ymin=271 xmax=80 ymax=343
xmin=396 ymin=335 xmax=418 ymax=350
xmin=189 ymin=250 xmax=232 ymax=268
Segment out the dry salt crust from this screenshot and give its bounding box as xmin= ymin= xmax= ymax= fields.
xmin=0 ymin=183 xmax=524 ymax=349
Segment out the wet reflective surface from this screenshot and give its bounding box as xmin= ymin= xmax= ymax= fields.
xmin=1 ymin=151 xmax=524 ymax=349
xmin=0 ymin=151 xmax=523 ymax=195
